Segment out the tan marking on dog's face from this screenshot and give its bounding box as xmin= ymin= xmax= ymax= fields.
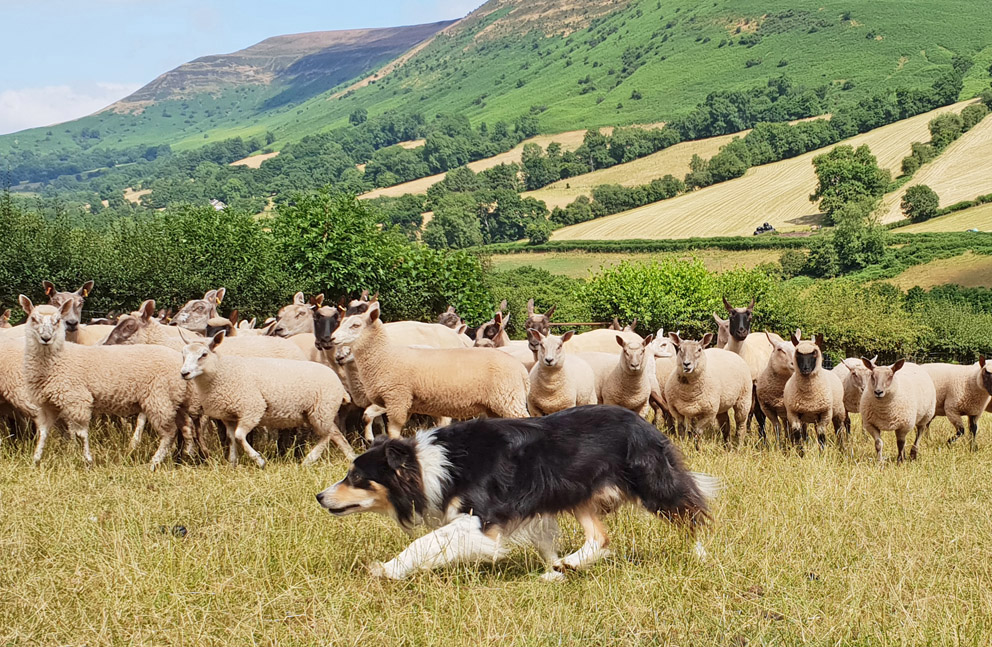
xmin=316 ymin=480 xmax=393 ymax=517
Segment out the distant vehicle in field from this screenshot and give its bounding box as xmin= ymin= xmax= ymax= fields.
xmin=753 ymin=222 xmax=776 ymax=236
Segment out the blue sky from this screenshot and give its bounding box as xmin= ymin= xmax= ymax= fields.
xmin=0 ymin=0 xmax=481 ymax=134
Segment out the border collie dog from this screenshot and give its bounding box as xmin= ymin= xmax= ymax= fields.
xmin=316 ymin=405 xmax=719 ymax=581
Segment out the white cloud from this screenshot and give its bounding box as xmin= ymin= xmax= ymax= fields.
xmin=0 ymin=82 xmax=141 ymax=135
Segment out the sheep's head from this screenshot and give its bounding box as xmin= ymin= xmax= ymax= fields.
xmin=792 ymin=333 xmax=824 ymax=376
xmin=205 ymin=310 xmax=239 ymax=338
xmin=313 ymin=305 xmax=344 ymax=351
xmin=767 ymin=332 xmax=796 ymax=375
xmin=346 ymin=290 xmax=377 ymax=316
xmin=723 ymin=297 xmax=755 ymax=342
xmin=670 ymin=332 xmax=712 ymax=375
xmin=618 ymin=334 xmax=653 ymax=373
xmin=105 ymin=300 xmax=159 ymax=346
xmin=333 ymin=301 xmax=380 ymax=346
xmin=980 ymin=356 xmax=992 ymax=396
xmin=437 ymin=306 xmax=461 ymax=329
xmin=333 ymin=345 xmax=355 ymax=366
xmin=712 ymin=313 xmax=730 ymax=348
xmin=653 ymin=328 xmax=675 ymax=358
xmin=843 ymin=356 xmax=875 ymax=392
xmin=475 ymin=312 xmax=509 ymax=348
xmin=862 ymin=357 xmax=905 ymax=399
xmin=43 ymin=280 xmax=93 ymax=332
xmin=180 ymin=331 xmax=224 ymax=380
xmin=20 ymin=296 xmax=69 ymax=346
xmin=172 ymin=288 xmax=225 ymax=332
xmin=0 ymin=309 xmax=10 ymax=328
xmin=525 ymin=299 xmax=555 ymax=338
xmin=529 ymin=329 xmax=574 ymax=368
xmin=270 ymin=292 xmax=320 ymax=337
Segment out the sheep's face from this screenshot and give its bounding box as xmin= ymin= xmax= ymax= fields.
xmin=619 ymin=334 xmax=654 ymax=373
xmin=44 ymin=280 xmax=93 ymax=332
xmin=672 ymin=333 xmax=713 ymax=375
xmin=979 ymin=357 xmax=992 ymax=395
xmin=22 ymin=300 xmax=68 ymax=346
xmin=712 ymin=314 xmax=730 ymax=348
xmin=525 ymin=299 xmax=555 ymax=338
xmin=271 ymin=292 xmax=317 ymax=337
xmin=653 ymin=331 xmax=675 ymax=358
xmin=334 ymin=345 xmax=355 ymax=366
xmin=723 ymin=297 xmax=755 ymax=342
xmin=105 ymin=315 xmax=141 ymax=345
xmin=793 ymin=341 xmax=821 ymax=376
xmin=843 ymin=359 xmax=873 ymax=392
xmin=866 ymin=359 xmax=905 ymax=399
xmin=346 ymin=291 xmax=375 ymax=316
xmin=769 ymin=343 xmax=795 ymax=375
xmin=172 ymin=289 xmax=223 ymax=332
xmin=333 ymin=305 xmax=378 ymax=346
xmin=313 ymin=306 xmax=342 ymax=351
xmin=181 ymin=338 xmax=221 ymax=380
xmin=437 ymin=307 xmax=461 ymax=329
xmin=205 ymin=317 xmax=234 ymax=339
xmin=534 ymin=330 xmax=573 ymax=368
xmin=474 ymin=338 xmax=495 ymax=348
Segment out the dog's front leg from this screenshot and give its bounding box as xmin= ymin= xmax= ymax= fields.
xmin=371 ymin=515 xmax=508 ymax=580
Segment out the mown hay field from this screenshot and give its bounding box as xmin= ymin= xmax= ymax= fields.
xmin=885 ymin=250 xmax=992 ymax=289
xmin=3 ymin=415 xmax=992 ymax=646
xmin=552 ymin=101 xmax=973 ymax=241
xmin=894 ymin=201 xmax=992 ymax=234
xmin=879 ymin=108 xmax=992 ymax=222
xmin=489 ymin=249 xmax=782 ymax=278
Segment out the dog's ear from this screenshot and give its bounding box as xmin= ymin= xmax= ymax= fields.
xmin=384 ymin=442 xmax=414 ymax=471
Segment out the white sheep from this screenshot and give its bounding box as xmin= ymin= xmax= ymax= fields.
xmin=474 ymin=312 xmax=537 ymax=369
xmin=756 ymin=332 xmax=795 ymax=446
xmin=921 ymin=359 xmax=992 ymax=450
xmin=180 ymin=331 xmax=353 ymax=468
xmin=0 ymin=339 xmax=42 ymax=436
xmin=19 ymin=296 xmax=191 ymax=469
xmin=0 ymin=309 xmax=11 ymax=329
xmin=564 ymin=328 xmax=642 ymax=354
xmin=600 ymin=334 xmax=656 ymax=416
xmin=859 ymin=358 xmax=937 ymax=462
xmin=831 ymin=356 xmax=876 ymax=416
xmin=664 ymin=332 xmax=752 ymax=446
xmin=525 ymin=330 xmax=596 ymax=415
xmin=331 ymin=301 xmax=529 ymax=438
xmin=783 ymin=333 xmax=847 ymax=451
xmin=171 ymin=288 xmax=226 ymax=332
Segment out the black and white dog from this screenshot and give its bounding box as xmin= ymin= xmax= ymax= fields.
xmin=316 ymin=405 xmax=719 ymax=580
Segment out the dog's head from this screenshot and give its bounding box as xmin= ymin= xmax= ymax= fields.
xmin=316 ymin=437 xmax=426 ymax=527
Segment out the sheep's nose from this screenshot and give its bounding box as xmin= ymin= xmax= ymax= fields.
xmin=874 ymin=390 xmax=884 ymax=398
xmin=544 ymin=357 xmax=554 ymax=365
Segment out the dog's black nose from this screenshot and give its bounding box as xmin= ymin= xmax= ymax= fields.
xmin=315 ymin=493 xmax=323 ymax=504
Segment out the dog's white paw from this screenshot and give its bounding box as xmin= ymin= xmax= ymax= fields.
xmin=693 ymin=541 xmax=708 ymax=561
xmin=369 ymin=561 xmax=402 ymax=579
xmin=540 ymin=570 xmax=567 ymax=583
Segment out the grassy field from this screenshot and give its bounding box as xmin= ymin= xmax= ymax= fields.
xmin=489 ymin=249 xmax=782 ymax=278
xmin=879 ymin=108 xmax=992 ymax=222
xmin=894 ymin=202 xmax=992 ymax=233
xmin=3 ymin=416 xmax=992 ymax=645
xmin=552 ymin=101 xmax=971 ymax=241
xmin=884 ymin=251 xmax=992 ymax=289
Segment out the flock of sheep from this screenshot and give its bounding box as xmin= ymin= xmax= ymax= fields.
xmin=1 ymin=282 xmax=990 ymax=469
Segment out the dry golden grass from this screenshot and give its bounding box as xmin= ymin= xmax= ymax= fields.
xmin=523 ymin=133 xmax=738 ymax=210
xmin=3 ymin=414 xmax=992 ymax=646
xmin=490 ymin=249 xmax=782 ymax=278
xmin=123 ymin=187 xmax=151 ymax=205
xmin=894 ymin=201 xmax=992 ymax=233
xmin=229 ymin=151 xmax=280 ymax=169
xmin=552 ymin=101 xmax=973 ymax=241
xmin=880 ymin=105 xmax=992 ymax=222
xmin=396 ymin=139 xmax=426 ymax=150
xmin=884 ymin=251 xmax=992 ymax=289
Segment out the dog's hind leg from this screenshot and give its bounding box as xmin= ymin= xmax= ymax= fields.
xmin=513 ymin=515 xmax=563 ymax=582
xmin=370 ymin=515 xmax=510 ymax=580
xmin=555 ymin=506 xmax=610 ymax=572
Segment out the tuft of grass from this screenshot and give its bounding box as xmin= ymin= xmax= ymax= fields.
xmin=3 ymin=415 xmax=992 ymax=645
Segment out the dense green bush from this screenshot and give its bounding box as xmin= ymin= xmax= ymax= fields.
xmin=901 ymin=185 xmax=940 ymax=223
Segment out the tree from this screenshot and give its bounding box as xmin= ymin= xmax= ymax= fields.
xmin=423 ymin=194 xmax=484 ymax=250
xmin=349 ymin=108 xmax=368 ymax=126
xmin=521 ymin=143 xmax=557 ymax=190
xmin=928 ymin=113 xmax=963 ymax=150
xmin=525 ymin=218 xmax=552 ymax=245
xmin=809 ymin=145 xmax=890 ymax=221
xmin=901 ymin=185 xmax=940 ymax=223
xmin=831 ymin=198 xmax=887 ymax=271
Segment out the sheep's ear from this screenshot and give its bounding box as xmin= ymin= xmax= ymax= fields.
xmin=43 ymin=281 xmax=58 ymax=297
xmin=643 ymin=333 xmax=654 ymax=346
xmin=629 ymin=317 xmax=638 ymax=330
xmin=871 ymin=355 xmax=878 ymax=364
xmin=315 ymin=294 xmax=324 ymax=307
xmin=293 ymin=292 xmax=305 ymax=305
xmin=526 ymin=328 xmax=543 ymax=344
xmin=980 ymin=356 xmax=987 ymax=368
xmin=545 ymin=304 xmax=557 ymax=318
xmin=360 ymin=289 xmax=369 ymax=300
xmin=58 ymin=300 xmax=74 ymax=317
xmin=748 ymin=297 xmax=756 ymax=312
xmin=526 ymin=298 xmax=534 ymax=315
xmin=561 ymin=330 xmax=575 ymax=343
xmin=891 ymin=359 xmax=906 ymax=373
xmin=610 ymin=317 xmax=621 ymax=330
xmin=498 ymin=299 xmax=507 ymax=313
xmin=722 ymin=296 xmax=733 ymax=313
xmin=209 ymin=331 xmax=226 ymax=351
xmin=794 ymin=328 xmax=802 ymax=341
xmin=656 ymin=327 xmax=665 ymax=338
xmin=814 ymin=333 xmax=824 ymax=349
xmin=77 ymin=280 xmax=94 ymax=297
xmin=446 ymin=305 xmax=455 ymax=314
xmin=214 ymin=288 xmax=226 ymax=305
xmin=457 ymin=323 xmax=468 ymax=335
xmin=791 ymin=333 xmax=800 ymax=346
xmin=229 ymin=310 xmax=239 ymax=326
xmin=140 ymin=299 xmax=156 ymax=321
xmin=668 ymin=332 xmax=681 ymax=348
xmin=0 ymin=309 xmax=9 ymax=322
xmin=19 ymin=295 xmax=34 ymax=315
xmin=494 ymin=312 xmax=503 ymax=325
xmin=701 ymin=333 xmax=714 ymax=348
xmin=337 ymin=305 xmax=346 ymax=315
xmin=861 ymin=357 xmax=875 ymax=370
xmin=765 ymin=331 xmax=775 ymax=346
xmin=616 ymin=335 xmax=626 ymax=348
xmin=203 ymin=289 xmax=217 ymax=302
xmin=367 ymin=302 xmax=381 ymax=323
xmin=370 ymin=292 xmax=379 ymax=304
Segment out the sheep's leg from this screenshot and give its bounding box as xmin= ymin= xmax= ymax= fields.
xmin=864 ymin=422 xmax=884 ymax=463
xmin=733 ymin=400 xmax=749 ymax=449
xmin=716 ymin=412 xmax=731 ymax=447
xmin=750 ymin=384 xmax=766 ymax=442
xmin=147 ymin=412 xmax=179 ymax=471
xmin=555 ymin=506 xmax=611 ymax=572
xmin=32 ymin=407 xmax=58 ymax=467
xmin=833 ymin=413 xmax=847 ymax=452
xmin=193 ymin=417 xmax=211 ymax=458
xmin=384 ymin=398 xmax=411 ymax=439
xmin=968 ymin=415 xmax=980 ymax=451
xmin=895 ymin=427 xmax=910 ymax=463
xmin=68 ymin=418 xmax=94 ymax=468
xmin=910 ymin=420 xmax=930 ymax=460
xmin=303 ymin=421 xmax=355 ymax=466
xmin=370 ymin=515 xmax=509 ymax=580
xmin=234 ymin=423 xmax=266 ymax=469
xmin=362 ymin=404 xmax=388 ymax=441
xmin=129 ymin=413 xmax=147 ymax=452
xmin=815 ymin=414 xmax=829 ymax=450
xmin=226 ymin=423 xmax=240 ymax=466
xmin=945 ymin=411 xmax=965 ymax=447
xmin=178 ymin=412 xmax=199 ymax=461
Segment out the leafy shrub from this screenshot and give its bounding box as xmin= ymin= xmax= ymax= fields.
xmin=901 ymin=185 xmax=940 ymax=223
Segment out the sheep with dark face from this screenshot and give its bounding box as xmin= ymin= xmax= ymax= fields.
xmin=783 ymin=334 xmax=847 ymax=452
xmin=859 ymin=358 xmax=936 ymax=463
